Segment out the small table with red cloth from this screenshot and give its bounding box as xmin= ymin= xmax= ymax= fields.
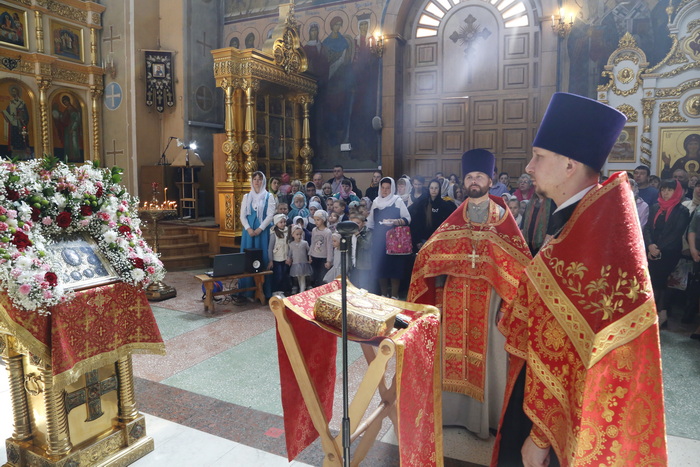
xmin=0 ymin=281 xmax=165 ymax=466
xmin=271 ymin=280 xmax=443 ymax=467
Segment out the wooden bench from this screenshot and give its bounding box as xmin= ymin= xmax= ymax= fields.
xmin=195 ymin=270 xmax=272 ymax=313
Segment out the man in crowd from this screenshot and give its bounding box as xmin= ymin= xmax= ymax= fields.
xmin=409 ymin=149 xmax=531 ymax=440
xmin=633 ymin=164 xmax=659 ymax=207
xmin=672 ymin=168 xmax=693 ymax=199
xmin=312 ymin=172 xmax=324 ymax=195
xmin=489 ymin=167 xmax=510 ymax=197
xmin=365 ymin=170 xmax=382 ymax=200
xmin=494 ymin=92 xmax=667 ymax=466
xmin=327 ymin=164 xmax=362 ymax=197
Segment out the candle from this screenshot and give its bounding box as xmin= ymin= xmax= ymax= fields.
xmin=164 ymin=187 xmax=168 ymax=203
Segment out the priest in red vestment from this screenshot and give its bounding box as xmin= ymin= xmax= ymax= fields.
xmin=409 ymin=149 xmax=531 ymax=439
xmin=493 ymin=93 xmax=668 ymax=466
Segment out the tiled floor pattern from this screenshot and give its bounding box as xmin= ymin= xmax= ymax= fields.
xmin=2 ymin=270 xmax=700 ymax=466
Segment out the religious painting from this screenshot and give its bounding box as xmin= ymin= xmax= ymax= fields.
xmin=658 ymin=128 xmax=700 ymax=178
xmin=144 ymin=50 xmax=175 ymax=112
xmin=302 ymin=10 xmax=381 ymax=170
xmin=0 ymin=78 xmax=35 ymax=160
xmin=0 ymin=4 xmax=28 ymax=50
xmin=50 ymin=19 xmax=84 ymax=63
xmin=50 ymin=90 xmax=87 ymax=164
xmin=608 ymin=126 xmax=636 ymax=162
xmin=46 ymin=233 xmax=118 ymax=291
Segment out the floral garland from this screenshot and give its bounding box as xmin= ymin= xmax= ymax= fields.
xmin=0 ymin=157 xmax=165 ymax=314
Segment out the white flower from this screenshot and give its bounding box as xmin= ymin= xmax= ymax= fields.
xmin=130 ymin=268 xmax=145 ymax=282
xmin=15 ymin=256 xmax=32 ymax=269
xmin=52 ymin=193 xmax=67 ymax=209
xmin=103 ymin=230 xmax=118 ymax=243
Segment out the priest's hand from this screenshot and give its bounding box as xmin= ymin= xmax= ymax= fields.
xmin=521 ymin=436 xmax=550 ymax=467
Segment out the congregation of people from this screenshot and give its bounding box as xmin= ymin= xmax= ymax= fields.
xmin=238 ymin=154 xmax=700 ymax=341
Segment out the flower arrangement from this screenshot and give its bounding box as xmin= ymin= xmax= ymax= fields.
xmin=0 ymin=156 xmax=166 ymax=314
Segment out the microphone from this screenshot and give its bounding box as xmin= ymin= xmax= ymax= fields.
xmin=336 ymin=221 xmax=359 ymax=237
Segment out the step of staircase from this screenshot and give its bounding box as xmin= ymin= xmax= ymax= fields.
xmin=142 ymin=224 xmax=212 ymax=272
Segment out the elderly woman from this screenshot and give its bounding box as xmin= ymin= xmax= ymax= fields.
xmin=239 ymin=171 xmax=277 ymax=298
xmin=512 ymin=173 xmax=535 ymax=201
xmin=644 ymin=179 xmax=690 ymax=326
xmin=367 ymin=177 xmax=411 ymax=298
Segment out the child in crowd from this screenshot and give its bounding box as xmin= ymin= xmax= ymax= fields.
xmin=327 ymin=212 xmax=339 ymax=232
xmin=308 ymin=200 xmax=322 ymax=226
xmin=293 ymin=215 xmax=312 ymax=244
xmin=278 ymin=173 xmax=291 ymax=196
xmin=276 ymin=202 xmax=289 ymax=218
xmin=287 ymin=192 xmax=309 ymax=221
xmin=507 ymin=198 xmax=523 ymax=228
xmin=309 ymin=209 xmax=333 ymax=286
xmin=332 ymin=198 xmax=347 ymax=222
xmin=323 ymin=233 xmax=345 ymax=284
xmin=325 ymin=196 xmax=335 ymax=213
xmin=348 ymin=213 xmax=374 ymax=292
xmin=268 ymin=214 xmax=291 ymax=294
xmin=287 ymin=225 xmax=313 ymax=294
xmin=348 ymin=200 xmax=360 ymax=216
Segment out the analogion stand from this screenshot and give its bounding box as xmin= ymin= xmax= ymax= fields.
xmin=269 ymin=282 xmax=443 ymax=467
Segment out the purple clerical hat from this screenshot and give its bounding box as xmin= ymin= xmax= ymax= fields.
xmin=532 ymin=93 xmax=627 ymax=172
xmin=462 ymin=149 xmax=495 ymax=178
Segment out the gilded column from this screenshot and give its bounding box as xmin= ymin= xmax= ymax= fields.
xmin=90 ymin=28 xmax=98 ymax=66
xmin=41 ymin=367 xmax=72 ymax=455
xmin=37 ymin=78 xmax=52 ymax=156
xmin=241 ymin=78 xmax=260 ymax=182
xmin=90 ymin=85 xmax=103 ymax=164
xmin=116 ymin=355 xmax=139 ymax=421
xmin=640 ymin=98 xmax=656 ymax=167
xmin=299 ymin=94 xmax=314 ymax=183
xmin=221 ymin=78 xmax=240 ymax=183
xmin=1 ymin=337 xmax=32 ymax=441
xmin=35 ymin=11 xmax=44 ymax=53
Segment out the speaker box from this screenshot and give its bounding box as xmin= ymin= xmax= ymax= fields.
xmin=244 ymin=248 xmax=263 ymax=273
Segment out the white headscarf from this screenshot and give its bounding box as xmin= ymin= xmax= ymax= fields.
xmin=243 ymin=171 xmax=269 ymax=224
xmin=371 ymin=177 xmax=400 ymax=210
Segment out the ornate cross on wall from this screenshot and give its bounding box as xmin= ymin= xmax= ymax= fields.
xmin=449 ymin=14 xmax=491 ymax=57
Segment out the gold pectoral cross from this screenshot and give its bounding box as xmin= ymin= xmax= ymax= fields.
xmin=467 ymin=248 xmax=479 ymax=268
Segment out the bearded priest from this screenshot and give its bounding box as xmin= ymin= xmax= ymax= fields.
xmin=493 ymin=93 xmax=668 ymax=466
xmin=408 ymin=149 xmax=531 ymax=439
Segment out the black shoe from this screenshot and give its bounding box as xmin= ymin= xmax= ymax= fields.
xmin=230 ymin=295 xmax=247 ymax=306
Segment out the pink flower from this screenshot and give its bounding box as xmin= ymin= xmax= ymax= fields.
xmin=79 ymin=219 xmax=90 ymax=227
xmin=43 ymin=290 xmax=53 ymax=299
xmin=19 ymin=284 xmax=31 ymax=295
xmin=42 ymin=217 xmax=53 ymax=225
xmin=146 ymin=266 xmax=155 ymax=274
xmin=0 ymin=222 xmax=8 ymax=231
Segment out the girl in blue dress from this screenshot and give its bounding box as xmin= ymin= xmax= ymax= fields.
xmin=239 ymin=171 xmax=277 ymax=298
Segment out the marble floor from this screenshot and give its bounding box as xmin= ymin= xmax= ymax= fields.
xmin=2 ymin=269 xmax=700 ymax=466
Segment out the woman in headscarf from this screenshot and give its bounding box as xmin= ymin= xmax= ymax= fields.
xmin=644 ymin=179 xmax=690 ymax=326
xmin=367 ymin=177 xmax=411 ymax=298
xmin=409 ymin=178 xmax=456 ymax=252
xmin=396 ymin=176 xmax=411 ymax=205
xmin=239 ymin=171 xmax=277 ymax=298
xmin=332 ymin=178 xmax=360 ymax=204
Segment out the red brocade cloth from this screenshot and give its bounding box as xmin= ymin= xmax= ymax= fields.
xmin=277 ymin=280 xmax=443 ymax=465
xmin=409 ymin=196 xmax=530 ymax=400
xmin=0 ymin=282 xmax=165 ymax=389
xmin=494 ymin=173 xmax=668 ymax=466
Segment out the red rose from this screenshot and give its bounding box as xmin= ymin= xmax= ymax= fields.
xmin=96 ymin=186 xmax=103 ymax=198
xmin=6 ymin=189 xmax=19 ymax=201
xmin=131 ymin=257 xmax=145 ymax=269
xmin=56 ymin=211 xmax=72 ymax=228
xmin=44 ymin=272 xmax=58 ymax=287
xmin=11 ymin=231 xmax=32 ymax=251
xmin=118 ymin=225 xmax=131 ymax=234
xmin=31 ymin=207 xmax=41 ymax=221
xmin=80 ymin=205 xmax=93 ymax=216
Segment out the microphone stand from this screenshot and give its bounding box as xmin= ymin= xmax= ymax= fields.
xmin=158 ymin=136 xmax=176 ymax=165
xmin=336 ymin=220 xmax=359 ymax=467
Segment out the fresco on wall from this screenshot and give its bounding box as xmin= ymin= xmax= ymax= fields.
xmin=225 ymin=0 xmax=342 ymax=20
xmin=567 ymin=0 xmax=683 ymax=98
